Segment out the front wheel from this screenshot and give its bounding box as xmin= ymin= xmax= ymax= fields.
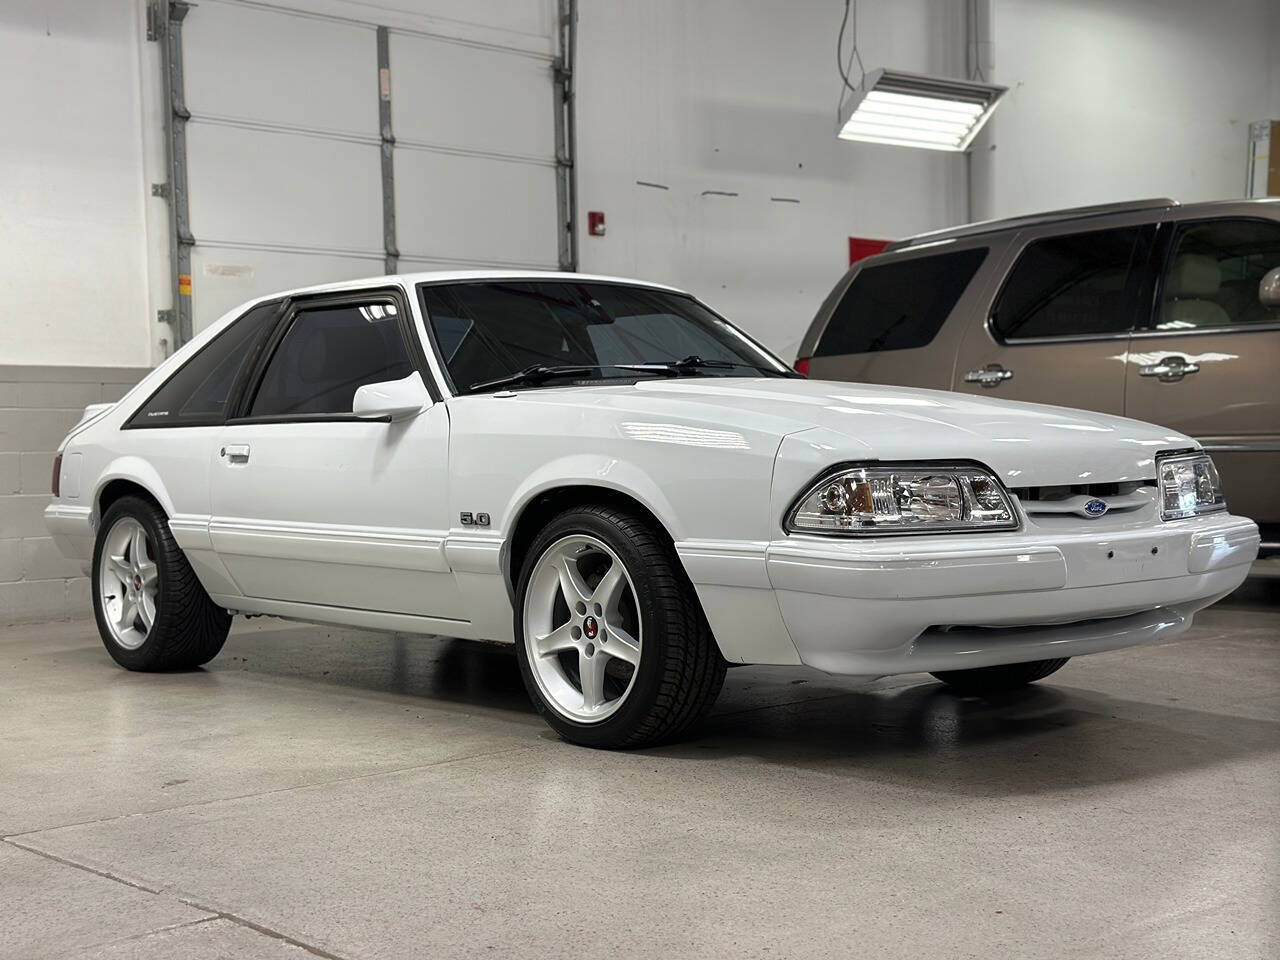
xmin=931 ymin=657 xmax=1069 ymax=694
xmin=92 ymin=495 xmax=231 ymax=671
xmin=514 ymin=505 xmax=725 ymax=748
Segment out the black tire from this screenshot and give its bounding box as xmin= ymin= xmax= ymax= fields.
xmin=514 ymin=505 xmax=726 ymax=749
xmin=931 ymin=657 xmax=1069 ymax=694
xmin=92 ymin=495 xmax=231 ymax=671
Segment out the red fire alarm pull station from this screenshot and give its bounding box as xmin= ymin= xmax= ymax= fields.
xmin=588 ymin=211 xmax=606 ymax=236
xmin=848 ymin=236 xmax=888 ymax=264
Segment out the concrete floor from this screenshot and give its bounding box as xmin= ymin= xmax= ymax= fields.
xmin=2 ymin=583 xmax=1277 ymax=960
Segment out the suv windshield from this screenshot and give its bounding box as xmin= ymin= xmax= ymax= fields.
xmin=418 ymin=281 xmax=793 ymax=393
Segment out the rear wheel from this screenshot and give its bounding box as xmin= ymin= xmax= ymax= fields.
xmin=515 ymin=505 xmax=725 ymax=748
xmin=92 ymin=496 xmax=231 ymax=671
xmin=931 ymin=657 xmax=1069 ymax=694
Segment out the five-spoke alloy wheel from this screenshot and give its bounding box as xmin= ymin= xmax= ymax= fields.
xmin=523 ymin=534 xmax=643 ymax=722
xmin=98 ymin=516 xmax=159 ymax=650
xmin=515 ymin=505 xmax=726 ymax=749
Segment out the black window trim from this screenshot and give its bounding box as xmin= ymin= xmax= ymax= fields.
xmin=414 ymin=277 xmax=795 ymax=397
xmin=984 ymin=222 xmax=1160 ymax=347
xmin=228 ymin=285 xmax=434 ymax=426
xmin=1132 ymin=214 xmax=1280 ymax=340
xmin=122 ymin=298 xmax=286 ymax=431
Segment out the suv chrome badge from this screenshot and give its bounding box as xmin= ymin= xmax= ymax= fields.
xmin=1083 ymin=498 xmax=1108 ymax=518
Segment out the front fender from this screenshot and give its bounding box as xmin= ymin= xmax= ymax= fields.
xmin=501 ymin=453 xmax=686 ymax=542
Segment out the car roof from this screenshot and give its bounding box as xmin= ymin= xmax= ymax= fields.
xmin=886 ymin=196 xmax=1280 ymax=251
xmin=274 ymin=270 xmax=689 ymax=299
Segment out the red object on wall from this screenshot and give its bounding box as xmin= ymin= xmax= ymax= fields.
xmin=849 ymin=236 xmax=889 ymax=265
xmin=588 ymin=211 xmax=606 ymax=237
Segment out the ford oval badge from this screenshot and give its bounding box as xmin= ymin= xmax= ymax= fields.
xmin=1084 ymin=498 xmax=1108 ymax=518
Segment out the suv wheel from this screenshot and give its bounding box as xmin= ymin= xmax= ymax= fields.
xmin=931 ymin=657 xmax=1070 ymax=694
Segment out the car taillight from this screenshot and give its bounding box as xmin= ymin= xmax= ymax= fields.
xmin=794 ymin=357 xmax=811 ymax=377
xmin=51 ymin=453 xmax=62 ymax=497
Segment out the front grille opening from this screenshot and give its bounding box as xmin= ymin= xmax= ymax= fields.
xmin=1012 ymin=479 xmax=1156 ymax=518
xmin=1011 ymin=480 xmax=1154 ymax=502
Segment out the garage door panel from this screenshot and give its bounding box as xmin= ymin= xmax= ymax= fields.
xmin=398 ymin=0 xmax=553 ymax=42
xmin=184 ymin=1 xmax=375 ymax=136
xmin=191 ymin=247 xmax=382 ymax=334
xmin=396 ymin=151 xmax=558 ymax=266
xmin=187 ymin=123 xmax=382 ymax=252
xmin=175 ymin=1 xmax=563 ymax=342
xmin=389 ymin=33 xmax=555 ymax=158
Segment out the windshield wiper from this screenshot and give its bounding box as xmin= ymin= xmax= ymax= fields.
xmin=466 ymin=363 xmax=677 ymax=394
xmin=467 ymin=364 xmax=597 ymax=394
xmin=617 ymin=355 xmax=788 ymax=377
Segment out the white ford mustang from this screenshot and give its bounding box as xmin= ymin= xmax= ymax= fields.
xmin=46 ymin=272 xmax=1259 ymax=747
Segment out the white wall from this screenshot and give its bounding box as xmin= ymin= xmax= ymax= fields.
xmin=0 ymin=0 xmax=161 ymax=368
xmin=574 ymin=0 xmax=970 ymax=359
xmin=4 ymin=0 xmax=1276 ymax=367
xmin=974 ymin=0 xmax=1280 ymax=220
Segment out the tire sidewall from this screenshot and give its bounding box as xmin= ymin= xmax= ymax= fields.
xmin=514 ymin=509 xmax=677 ymax=748
xmin=92 ymin=498 xmax=169 ymax=670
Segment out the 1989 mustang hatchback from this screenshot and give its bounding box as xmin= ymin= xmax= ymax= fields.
xmin=45 ymin=272 xmax=1260 ymax=747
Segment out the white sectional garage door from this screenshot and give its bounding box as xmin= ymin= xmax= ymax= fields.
xmin=180 ymin=0 xmax=562 ymax=333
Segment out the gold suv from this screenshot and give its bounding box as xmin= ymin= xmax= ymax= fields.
xmin=797 ymin=198 xmax=1280 ymax=550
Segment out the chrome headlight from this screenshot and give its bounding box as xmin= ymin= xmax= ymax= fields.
xmin=1157 ymin=452 xmax=1225 ymax=520
xmin=786 ymin=462 xmax=1018 ymax=536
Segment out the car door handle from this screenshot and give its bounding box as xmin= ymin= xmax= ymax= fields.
xmin=1138 ymin=355 xmax=1200 ymax=382
xmin=220 ymin=444 xmax=251 ymax=464
xmin=963 ymin=364 xmax=1013 ymax=388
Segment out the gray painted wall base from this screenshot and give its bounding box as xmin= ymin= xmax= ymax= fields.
xmin=1 ymin=365 xmax=149 ymax=624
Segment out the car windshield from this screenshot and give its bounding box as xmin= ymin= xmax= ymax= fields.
xmin=418 ymin=280 xmax=793 ymax=393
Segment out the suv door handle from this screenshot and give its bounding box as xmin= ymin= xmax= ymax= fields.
xmin=1138 ymin=355 xmax=1200 ymax=382
xmin=220 ymin=444 xmax=251 ymax=463
xmin=963 ymin=363 xmax=1013 ymax=388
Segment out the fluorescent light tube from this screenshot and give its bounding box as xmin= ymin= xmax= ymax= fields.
xmin=839 ymin=69 xmax=1007 ymax=152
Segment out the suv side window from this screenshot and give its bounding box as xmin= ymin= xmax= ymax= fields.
xmin=815 ymin=247 xmax=988 ymax=356
xmin=993 ymin=226 xmax=1148 ymax=340
xmin=128 ymin=301 xmax=278 ymax=428
xmin=247 ymin=300 xmax=414 ymax=418
xmin=1156 ymin=219 xmax=1280 ymax=331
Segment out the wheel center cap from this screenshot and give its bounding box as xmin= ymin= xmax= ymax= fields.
xmin=582 ymin=616 xmax=599 ymax=640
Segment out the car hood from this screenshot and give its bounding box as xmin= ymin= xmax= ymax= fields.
xmin=528 ymin=377 xmax=1195 ymax=486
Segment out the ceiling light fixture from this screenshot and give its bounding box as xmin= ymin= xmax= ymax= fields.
xmin=838 ymin=68 xmax=1007 ymax=152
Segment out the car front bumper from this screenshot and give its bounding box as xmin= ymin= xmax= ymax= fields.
xmin=679 ymin=513 xmax=1259 ymax=676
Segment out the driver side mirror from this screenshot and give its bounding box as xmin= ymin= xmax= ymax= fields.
xmin=353 ymin=371 xmax=429 ymax=421
xmin=1260 ymin=266 xmax=1280 ymax=309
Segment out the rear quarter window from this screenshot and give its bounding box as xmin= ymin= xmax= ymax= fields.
xmin=127 ymin=301 xmax=278 ymax=428
xmin=815 ymin=247 xmax=988 ymax=356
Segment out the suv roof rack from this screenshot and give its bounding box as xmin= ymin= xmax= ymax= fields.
xmin=886 ymin=197 xmax=1180 ymax=251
